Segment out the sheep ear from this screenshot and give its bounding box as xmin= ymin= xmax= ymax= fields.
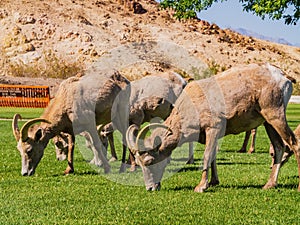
xmin=34 ymin=128 xmax=43 ymax=142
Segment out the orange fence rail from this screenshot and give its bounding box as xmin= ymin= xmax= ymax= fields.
xmin=0 ymin=85 xmax=50 ymax=108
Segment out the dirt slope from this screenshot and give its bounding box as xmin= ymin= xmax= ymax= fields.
xmin=0 ymin=0 xmax=299 ymax=93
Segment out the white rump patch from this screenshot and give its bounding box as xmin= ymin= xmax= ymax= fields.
xmin=266 ymin=63 xmax=292 ymax=106
xmin=265 ymin=63 xmax=285 ymax=83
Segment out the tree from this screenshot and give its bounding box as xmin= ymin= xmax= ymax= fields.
xmin=159 ymin=0 xmax=300 ymax=25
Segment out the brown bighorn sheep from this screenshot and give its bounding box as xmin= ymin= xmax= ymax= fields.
xmin=112 ymin=73 xmax=188 ymax=172
xmin=127 ymin=63 xmax=300 ymax=192
xmin=54 ymin=123 xmax=117 ymax=163
xmin=52 ymin=72 xmax=188 ymax=172
xmin=12 ymin=70 xmax=129 ymax=176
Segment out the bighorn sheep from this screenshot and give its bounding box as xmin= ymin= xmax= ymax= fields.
xmin=112 ymin=72 xmax=188 ymax=172
xmin=127 ymin=63 xmax=300 ymax=192
xmin=52 ymin=72 xmax=189 ymax=172
xmin=53 ymin=123 xmax=117 ymax=162
xmin=12 ymin=70 xmax=130 ymax=176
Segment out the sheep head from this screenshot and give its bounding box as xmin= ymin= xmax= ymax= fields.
xmin=12 ymin=114 xmax=51 ymax=176
xmin=126 ymin=123 xmax=174 ymax=191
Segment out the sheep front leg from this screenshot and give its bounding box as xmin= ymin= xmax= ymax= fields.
xmin=64 ymin=134 xmax=75 ymax=174
xmin=194 ymin=128 xmax=219 ymax=193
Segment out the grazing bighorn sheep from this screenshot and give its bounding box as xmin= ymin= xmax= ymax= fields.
xmin=113 ymin=72 xmax=188 ymax=172
xmin=53 ymin=123 xmax=117 ymax=163
xmin=127 ymin=63 xmax=300 ymax=192
xmin=51 ymin=72 xmax=188 ymax=172
xmin=12 ymin=70 xmax=129 ymax=176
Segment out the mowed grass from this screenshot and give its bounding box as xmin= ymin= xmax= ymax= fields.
xmin=1 ymin=105 xmax=300 ymax=224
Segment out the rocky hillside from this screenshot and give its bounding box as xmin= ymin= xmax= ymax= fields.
xmin=1 ymin=0 xmax=300 ymax=94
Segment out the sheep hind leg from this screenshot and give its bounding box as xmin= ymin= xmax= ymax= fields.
xmin=247 ymin=128 xmax=257 ymax=154
xmin=238 ymin=130 xmax=251 ymax=153
xmin=270 ymin=119 xmax=300 ymax=191
xmin=263 ymin=122 xmax=285 ymax=189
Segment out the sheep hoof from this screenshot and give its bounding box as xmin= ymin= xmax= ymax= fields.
xmin=209 ymin=180 xmax=220 ymax=187
xmin=262 ymin=181 xmax=276 ymax=190
xmin=104 ymin=165 xmax=111 ymax=174
xmin=90 ymin=158 xmax=103 ymax=167
xmin=119 ymin=163 xmax=127 ymax=173
xmin=194 ymin=185 xmax=208 ymax=193
xmin=130 ymin=164 xmax=137 ymax=172
xmin=237 ymin=148 xmax=246 ymax=153
xmin=247 ymin=148 xmax=255 ymax=154
xmin=64 ymin=167 xmax=74 ymax=175
xmin=109 ymin=157 xmax=117 ymax=162
xmin=147 ymin=182 xmax=161 ymax=191
xmin=187 ymin=159 xmax=194 ymax=164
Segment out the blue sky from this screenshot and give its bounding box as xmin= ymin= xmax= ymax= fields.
xmin=197 ymin=0 xmax=300 ymax=46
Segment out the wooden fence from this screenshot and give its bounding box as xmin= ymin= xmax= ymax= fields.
xmin=0 ymin=85 xmax=50 ymax=108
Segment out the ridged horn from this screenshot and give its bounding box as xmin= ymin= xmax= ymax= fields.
xmin=12 ymin=114 xmax=22 ymax=141
xmin=135 ymin=123 xmax=171 ymax=152
xmin=20 ymin=118 xmax=51 ymax=142
xmin=126 ymin=124 xmax=139 ymax=154
xmin=96 ymin=124 xmax=105 ymax=136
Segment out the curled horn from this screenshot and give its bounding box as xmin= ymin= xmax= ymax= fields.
xmin=20 ymin=118 xmax=51 ymax=142
xmin=135 ymin=123 xmax=171 ymax=153
xmin=126 ymin=124 xmax=139 ymax=154
xmin=12 ymin=114 xmax=22 ymax=141
xmin=96 ymin=124 xmax=105 ymax=136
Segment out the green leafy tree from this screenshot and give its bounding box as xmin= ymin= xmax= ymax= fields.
xmin=160 ymin=0 xmax=300 ymax=25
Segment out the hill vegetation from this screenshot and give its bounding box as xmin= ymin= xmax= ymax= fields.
xmin=0 ymin=0 xmax=300 ymax=93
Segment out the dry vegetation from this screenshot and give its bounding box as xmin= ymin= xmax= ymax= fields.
xmin=0 ymin=0 xmax=299 ymax=93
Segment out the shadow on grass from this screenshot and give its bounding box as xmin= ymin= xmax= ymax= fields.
xmin=167 ymin=183 xmax=264 ymax=192
xmin=220 ymin=149 xmax=268 ymax=154
xmin=51 ymin=170 xmax=100 ymax=177
xmin=217 ymin=161 xmax=265 ymax=166
xmin=168 ymin=183 xmax=299 ymax=192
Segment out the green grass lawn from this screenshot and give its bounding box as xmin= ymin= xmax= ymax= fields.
xmin=1 ymin=105 xmax=300 ymax=224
